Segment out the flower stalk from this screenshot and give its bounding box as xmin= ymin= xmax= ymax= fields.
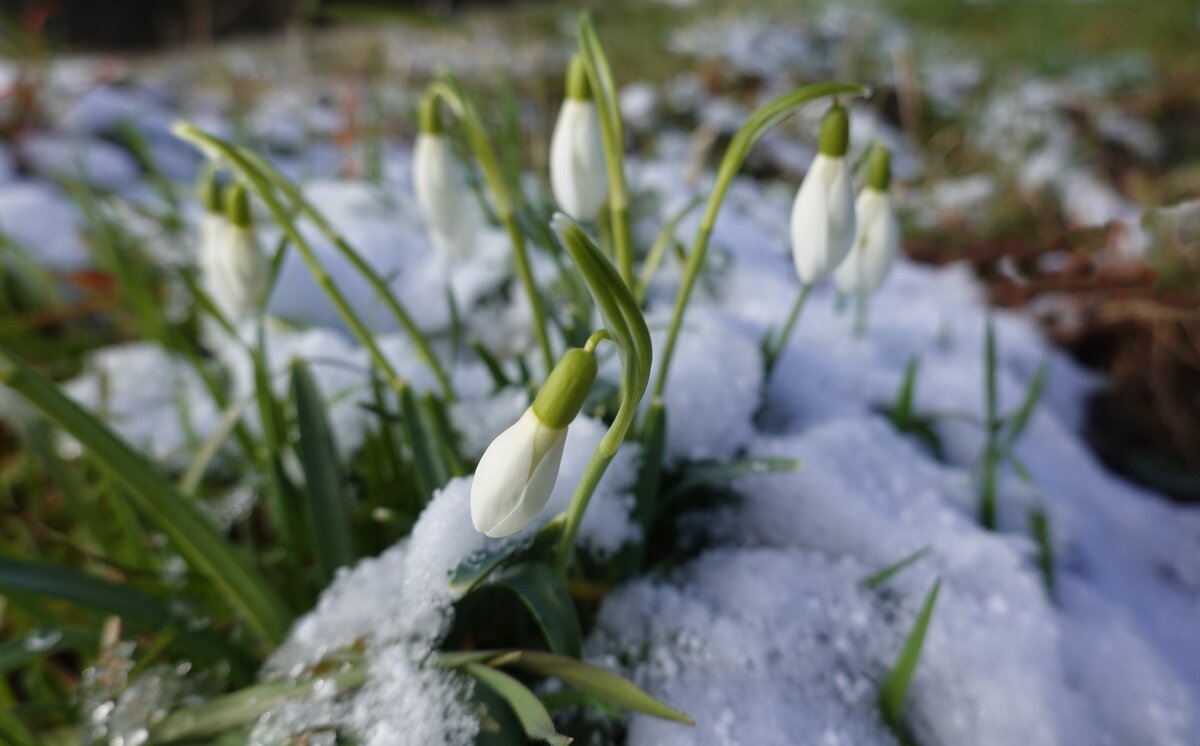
xmin=422 ymin=76 xmax=556 ymax=375
xmin=650 ymin=83 xmax=868 ymax=401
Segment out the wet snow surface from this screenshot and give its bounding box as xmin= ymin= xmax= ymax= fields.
xmin=2 ymin=7 xmax=1198 ymax=746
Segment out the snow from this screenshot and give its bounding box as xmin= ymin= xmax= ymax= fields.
xmin=3 ymin=9 xmax=1197 ymax=745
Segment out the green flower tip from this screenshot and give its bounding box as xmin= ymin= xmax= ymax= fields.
xmin=198 ymin=168 xmax=222 ymax=214
xmin=566 ymin=54 xmax=591 ymax=101
xmin=866 ymin=143 xmax=892 ymax=191
xmin=419 ymin=90 xmax=443 ymax=135
xmin=224 ymin=182 xmax=251 ymax=228
xmin=532 ymin=347 xmax=597 ymax=429
xmin=818 ymin=101 xmax=850 ymax=158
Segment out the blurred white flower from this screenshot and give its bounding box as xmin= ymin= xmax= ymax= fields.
xmin=207 ymin=184 xmax=268 ymax=320
xmin=413 ymin=132 xmax=482 ymax=260
xmin=790 ymin=103 xmax=855 ymax=284
xmin=835 ymin=188 xmax=899 ymax=296
xmin=550 ymin=58 xmax=608 ymax=222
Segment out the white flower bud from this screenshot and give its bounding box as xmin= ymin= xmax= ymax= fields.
xmin=550 ymin=99 xmax=607 ymax=222
xmin=470 ymin=347 xmax=596 ymax=538
xmin=834 ymin=188 xmax=899 ymax=296
xmin=470 ymin=407 xmax=569 ymax=538
xmin=790 ymin=104 xmax=856 ymax=284
xmin=413 ymin=132 xmax=481 ymax=260
xmin=790 ymin=153 xmax=856 ymax=284
xmin=206 ymin=184 xmax=268 ymax=321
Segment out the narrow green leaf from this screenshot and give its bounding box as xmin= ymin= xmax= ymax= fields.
xmin=636 ymin=197 xmax=703 ymax=303
xmin=471 ymin=340 xmax=512 ymax=391
xmin=178 ymin=396 xmax=252 ymax=495
xmin=1002 ymin=358 xmax=1048 ymax=446
xmin=1029 ymin=508 xmax=1055 ymax=601
xmin=502 ymin=651 xmax=693 ymax=725
xmin=463 ymin=663 xmax=572 ymax=746
xmin=892 ymin=357 xmax=920 ymax=426
xmin=861 ymin=546 xmax=931 ymax=590
xmin=490 ymin=563 xmax=582 ymax=658
xmin=661 ymin=457 xmax=801 ymax=503
xmin=0 ymin=345 xmax=292 ymax=647
xmin=398 ymin=383 xmax=446 ymax=504
xmin=983 ymin=320 xmax=998 ymax=429
xmin=633 ymin=399 xmax=667 ymax=527
xmin=0 ymin=558 xmax=254 ymax=675
xmin=292 ymin=360 xmax=357 ymax=585
xmin=880 ymin=579 xmax=941 ymax=732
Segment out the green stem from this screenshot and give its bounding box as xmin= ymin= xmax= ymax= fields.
xmin=578 ymin=16 xmax=633 ymax=287
xmin=649 ymin=82 xmax=867 ymax=401
xmin=503 ymin=213 xmax=555 ymax=375
xmin=553 ymin=431 xmax=618 ymax=578
xmin=765 ymin=283 xmax=813 ymax=373
xmin=584 ymin=328 xmax=610 ymax=353
xmin=426 ymin=79 xmax=555 ymax=375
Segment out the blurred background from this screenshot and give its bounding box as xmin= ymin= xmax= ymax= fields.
xmin=0 ymin=0 xmax=1197 ymax=502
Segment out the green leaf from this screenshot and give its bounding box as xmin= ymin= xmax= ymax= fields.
xmin=633 ymin=399 xmax=667 ymax=527
xmin=398 ymin=382 xmax=446 ymax=505
xmin=292 ymin=360 xmax=357 ymax=585
xmin=0 ymin=345 xmax=292 ymax=648
xmin=0 ymin=558 xmax=254 ymax=676
xmin=636 ymin=197 xmax=703 ymax=303
xmin=471 ymin=340 xmax=512 ymax=392
xmin=0 ymin=708 xmax=37 ymax=746
xmin=860 ymin=546 xmax=932 ymax=590
xmin=1029 ymin=508 xmax=1055 ymax=601
xmin=490 ymin=563 xmax=583 ymax=658
xmin=880 ymin=579 xmax=941 ymax=733
xmin=501 ymin=650 xmax=693 ymax=725
xmin=1002 ymin=358 xmax=1048 ymax=446
xmin=983 ymin=319 xmax=998 ymax=429
xmin=892 ymin=357 xmax=920 ymax=426
xmin=178 ymin=396 xmax=252 ymax=495
xmin=463 ymin=663 xmax=571 ymax=746
xmin=661 ymin=457 xmax=801 ymax=504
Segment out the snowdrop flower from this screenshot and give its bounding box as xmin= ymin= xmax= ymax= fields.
xmin=835 ymin=144 xmax=899 ymax=297
xmin=791 ymin=102 xmax=856 ymax=284
xmin=549 ymin=55 xmax=607 ymax=222
xmin=413 ymin=95 xmax=481 ymax=260
xmin=471 ymin=347 xmax=597 ymax=538
xmin=207 ymin=183 xmax=268 ymax=321
xmin=196 ymin=169 xmax=224 ymax=298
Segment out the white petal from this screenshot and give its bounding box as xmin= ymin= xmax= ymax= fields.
xmin=835 ymin=189 xmax=898 ymax=296
xmin=209 ymin=224 xmax=267 ymax=320
xmin=550 ymin=100 xmax=608 ymax=222
xmin=790 ymin=155 xmax=857 ymax=284
xmin=414 ymin=134 xmax=480 ymax=259
xmin=483 ymin=424 xmax=567 ymax=538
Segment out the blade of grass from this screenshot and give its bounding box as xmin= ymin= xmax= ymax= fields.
xmin=291 ymin=360 xmax=357 ymax=586
xmin=0 ymin=344 xmax=292 ymax=647
xmin=860 ymin=546 xmax=931 ymax=590
xmin=880 ymin=579 xmax=941 ymax=734
xmin=463 ymin=663 xmax=571 ymax=746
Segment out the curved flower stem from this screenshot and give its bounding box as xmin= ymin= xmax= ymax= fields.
xmin=649 ymin=82 xmax=869 ymax=402
xmin=425 ymin=78 xmax=555 ymax=375
xmin=550 ymin=216 xmax=651 ymax=578
xmin=764 ymin=283 xmax=813 ymax=373
xmin=578 ymin=15 xmax=633 ymax=287
xmin=584 ymin=328 xmax=610 ymax=353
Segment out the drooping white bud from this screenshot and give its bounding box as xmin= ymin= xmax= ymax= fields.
xmin=206 ymin=183 xmax=268 ymax=321
xmin=412 ymin=96 xmax=481 ymax=260
xmin=835 ymin=144 xmax=898 ymax=297
xmin=790 ymin=103 xmax=856 ymax=284
xmin=549 ymin=55 xmax=607 ymax=222
xmin=471 ymin=348 xmax=596 ymax=537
